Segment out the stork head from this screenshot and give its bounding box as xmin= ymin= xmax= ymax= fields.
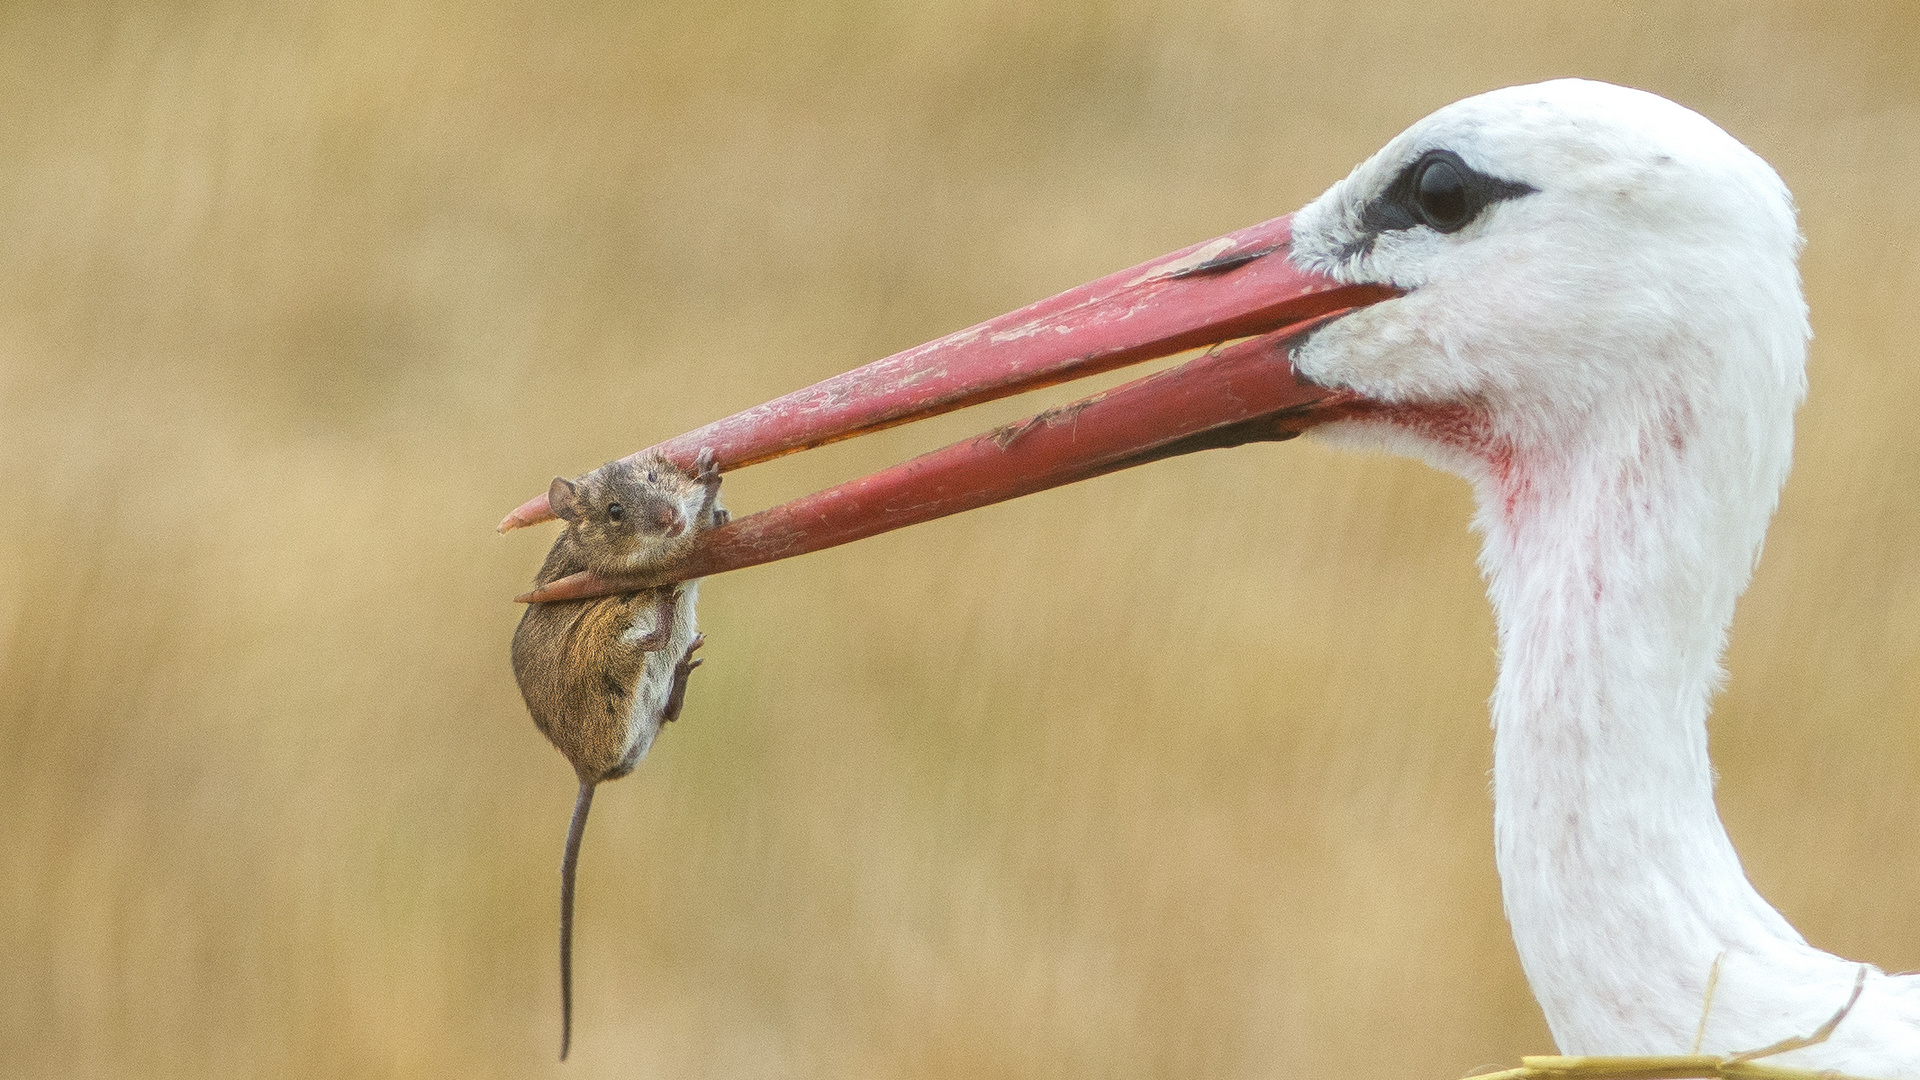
xmin=503 ymin=80 xmax=1811 ymax=604
xmin=1287 ymin=79 xmax=1809 ymax=509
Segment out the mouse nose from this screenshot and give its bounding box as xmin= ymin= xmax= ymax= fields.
xmin=641 ymin=498 xmax=684 ymax=536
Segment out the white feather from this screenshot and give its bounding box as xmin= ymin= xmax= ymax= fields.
xmin=1288 ymin=79 xmax=1920 ymax=1071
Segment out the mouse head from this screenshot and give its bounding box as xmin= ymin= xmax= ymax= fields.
xmin=547 ymin=454 xmax=705 ymax=576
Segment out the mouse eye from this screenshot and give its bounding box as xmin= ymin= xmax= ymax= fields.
xmin=607 ymin=503 xmax=624 ymax=523
xmin=646 ymin=470 xmax=657 ymax=483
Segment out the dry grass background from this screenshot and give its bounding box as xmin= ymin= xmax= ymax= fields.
xmin=1 ymin=2 xmax=1916 ymax=1077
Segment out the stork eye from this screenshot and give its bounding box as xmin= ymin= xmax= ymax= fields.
xmin=607 ymin=503 xmax=624 ymax=522
xmin=1353 ymin=149 xmax=1536 ymax=248
xmin=1414 ymin=156 xmax=1470 ymax=231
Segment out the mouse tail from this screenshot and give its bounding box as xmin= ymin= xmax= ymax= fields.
xmin=560 ymin=779 xmax=595 ymax=1061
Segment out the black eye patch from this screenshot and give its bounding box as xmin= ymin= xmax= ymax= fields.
xmin=1350 ymin=149 xmax=1536 ymax=251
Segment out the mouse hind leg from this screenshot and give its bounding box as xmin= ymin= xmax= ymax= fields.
xmin=618 ymin=589 xmax=679 ymax=652
xmin=662 ymin=634 xmax=705 ymax=724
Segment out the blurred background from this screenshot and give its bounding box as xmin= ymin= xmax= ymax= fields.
xmin=2 ymin=2 xmax=1916 ymax=1077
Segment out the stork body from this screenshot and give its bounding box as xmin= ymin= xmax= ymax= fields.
xmin=1287 ymin=80 xmax=1920 ymax=1071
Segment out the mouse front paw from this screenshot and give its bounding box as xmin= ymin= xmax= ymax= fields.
xmin=694 ymin=447 xmax=721 ymax=486
xmin=694 ymin=447 xmax=727 ymax=528
xmin=627 ymin=627 xmax=668 ymax=651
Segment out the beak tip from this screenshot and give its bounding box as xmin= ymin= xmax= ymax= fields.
xmin=498 ymin=493 xmax=555 ymax=533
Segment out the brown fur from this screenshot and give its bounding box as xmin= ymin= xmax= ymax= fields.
xmin=510 ymin=451 xmax=725 ymax=782
xmin=508 ymin=449 xmax=726 ymax=1060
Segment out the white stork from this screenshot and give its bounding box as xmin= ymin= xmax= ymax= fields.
xmin=505 ymin=79 xmax=1920 ymax=1073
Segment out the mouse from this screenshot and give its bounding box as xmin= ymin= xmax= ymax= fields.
xmin=509 ymin=448 xmax=726 ymax=1061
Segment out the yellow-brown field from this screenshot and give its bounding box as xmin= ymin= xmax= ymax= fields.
xmin=2 ymin=3 xmax=1916 ymax=1077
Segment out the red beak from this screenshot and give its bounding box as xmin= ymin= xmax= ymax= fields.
xmin=504 ymin=212 xmax=1395 ymax=602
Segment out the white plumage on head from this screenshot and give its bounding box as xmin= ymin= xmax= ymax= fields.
xmin=1287 ymin=79 xmax=1919 ymax=1072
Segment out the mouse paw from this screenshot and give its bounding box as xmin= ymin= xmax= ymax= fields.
xmin=694 ymin=447 xmax=721 ymax=486
xmin=694 ymin=448 xmax=727 ymax=528
xmin=662 ymin=635 xmax=706 ymax=724
xmin=623 ymin=592 xmax=680 ymax=653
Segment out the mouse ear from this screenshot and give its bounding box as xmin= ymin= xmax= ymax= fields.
xmin=547 ymin=477 xmax=583 ymax=522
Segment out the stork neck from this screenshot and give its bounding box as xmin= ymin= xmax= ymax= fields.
xmin=1478 ymin=430 xmax=1810 ymax=1053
